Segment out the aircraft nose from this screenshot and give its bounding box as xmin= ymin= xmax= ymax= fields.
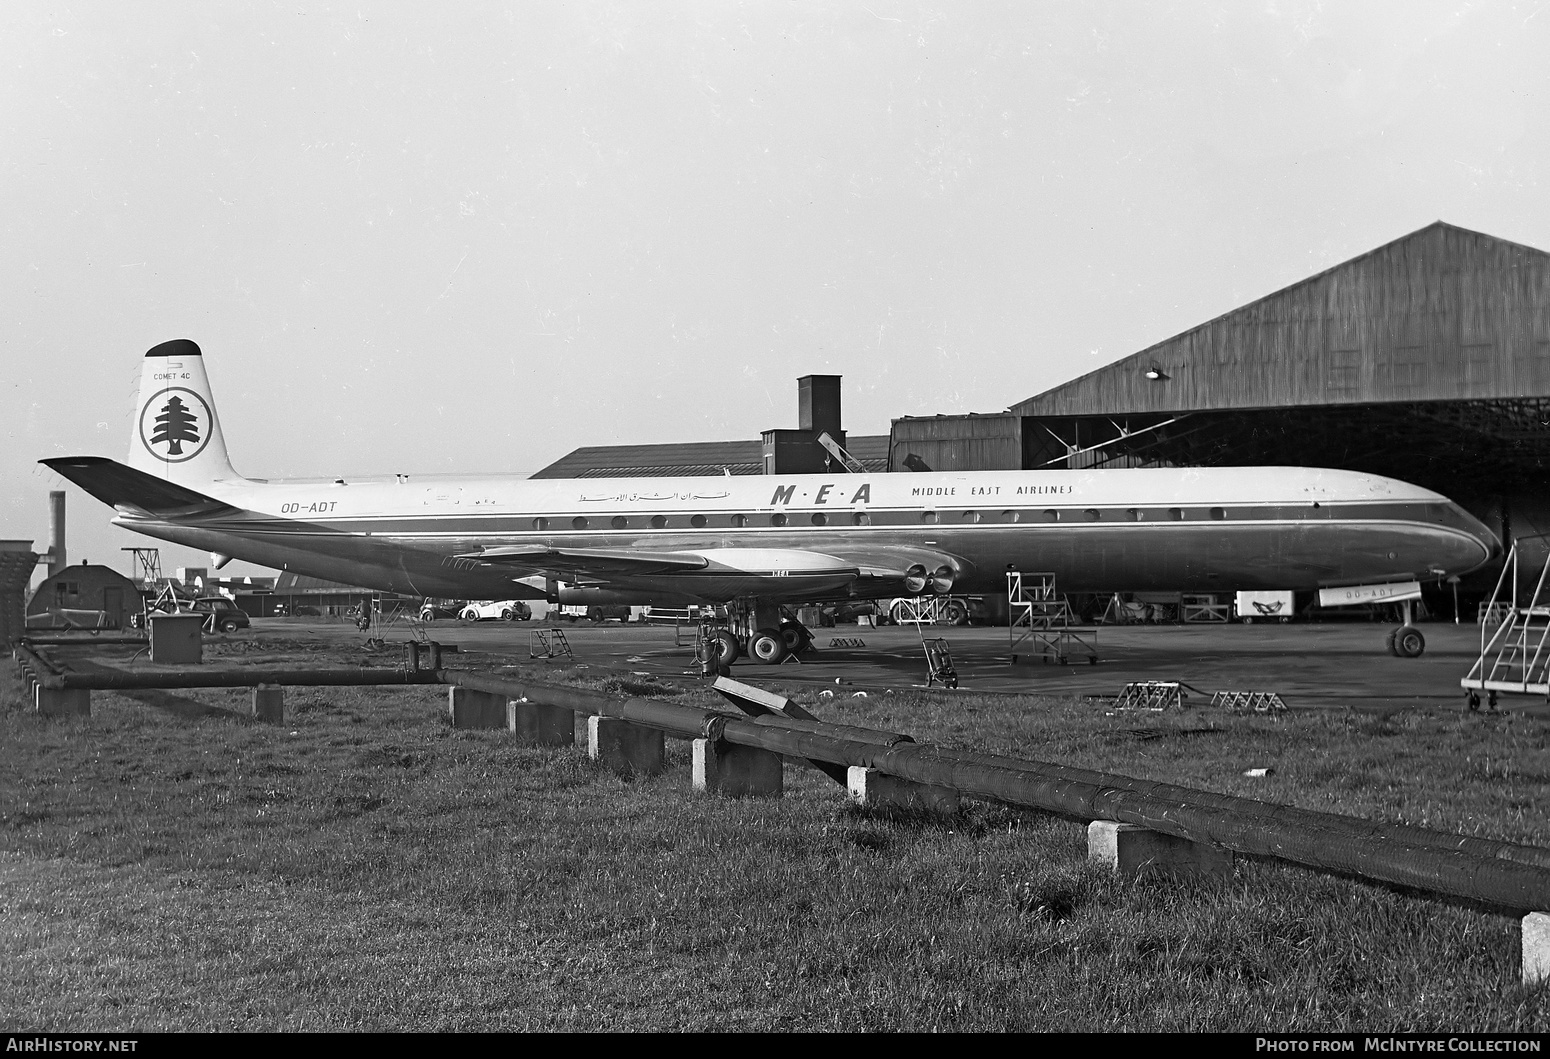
xmin=1446 ymin=502 xmax=1502 ymax=572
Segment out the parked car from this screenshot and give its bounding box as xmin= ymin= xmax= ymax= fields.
xmin=132 ymin=594 xmax=247 ymax=632
xmin=189 ymin=596 xmax=250 ymax=634
xmin=818 ymin=601 xmax=879 ymax=627
xmin=556 ymin=604 xmax=632 ymax=623
xmin=459 ymin=599 xmax=532 ymax=622
xmin=417 ymin=599 xmax=466 ymax=622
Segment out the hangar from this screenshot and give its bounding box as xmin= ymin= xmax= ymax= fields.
xmin=27 ymin=562 xmax=141 ymax=630
xmin=529 ymin=221 xmax=1543 ymax=611
xmin=889 ymin=222 xmax=1550 ymax=598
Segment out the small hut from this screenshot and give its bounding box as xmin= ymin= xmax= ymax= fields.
xmin=27 ymin=562 xmax=143 ymax=630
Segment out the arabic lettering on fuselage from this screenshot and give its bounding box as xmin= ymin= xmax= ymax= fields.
xmin=580 ymin=491 xmax=733 ymax=503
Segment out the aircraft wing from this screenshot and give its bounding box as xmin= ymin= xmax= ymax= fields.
xmin=463 ymin=545 xmax=711 ymax=578
xmin=464 ymin=542 xmax=971 ymax=597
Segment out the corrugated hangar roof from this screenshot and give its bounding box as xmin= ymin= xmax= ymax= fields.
xmin=1012 ymin=221 xmax=1550 ymax=417
xmin=532 ymin=435 xmax=890 ymax=478
xmin=966 ymin=220 xmax=1550 ymax=566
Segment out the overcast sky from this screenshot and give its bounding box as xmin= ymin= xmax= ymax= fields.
xmin=5 ymin=1 xmax=1548 ymax=586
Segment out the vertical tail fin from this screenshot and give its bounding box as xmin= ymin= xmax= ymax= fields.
xmin=127 ymin=339 xmax=244 ymax=484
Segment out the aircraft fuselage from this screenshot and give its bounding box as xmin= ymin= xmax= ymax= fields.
xmin=111 ymin=464 xmax=1497 ymax=604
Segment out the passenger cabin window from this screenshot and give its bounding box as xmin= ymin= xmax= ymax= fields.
xmin=611 ymin=515 xmax=628 ymax=529
xmin=851 ymin=512 xmax=871 ymax=526
xmin=810 ymin=513 xmax=827 ymax=526
xmin=1209 ymin=507 xmax=1226 ymax=521
xmin=1126 ymin=509 xmax=1141 ymax=522
xmin=532 ymin=517 xmax=548 ymax=531
xmin=572 ymin=516 xmax=588 ymax=530
xmin=1084 ymin=509 xmax=1100 ymax=521
xmin=1002 ymin=510 xmax=1020 ymax=523
xmin=690 ymin=514 xmax=707 ymax=528
xmin=770 ymin=513 xmax=788 ymax=527
xmin=1168 ymin=508 xmax=1183 ymax=521
xmin=963 ymin=511 xmax=981 ymax=523
xmin=730 ymin=514 xmax=747 ymax=528
xmin=921 ymin=511 xmax=938 ymax=524
xmin=650 ymin=515 xmax=668 ymax=529
xmin=1043 ymin=509 xmax=1060 ymax=522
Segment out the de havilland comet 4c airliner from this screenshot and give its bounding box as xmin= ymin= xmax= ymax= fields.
xmin=43 ymin=339 xmax=1499 ymax=664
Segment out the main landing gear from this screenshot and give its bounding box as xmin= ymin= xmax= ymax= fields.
xmin=699 ymin=601 xmax=816 ymax=668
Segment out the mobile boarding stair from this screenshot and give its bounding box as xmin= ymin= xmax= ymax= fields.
xmin=1461 ymin=535 xmax=1550 ymax=711
xmin=1008 ymin=570 xmax=1098 ymax=665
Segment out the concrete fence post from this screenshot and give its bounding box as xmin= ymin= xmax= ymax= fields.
xmin=1523 ymin=913 xmax=1550 ymax=985
xmin=846 ymin=766 xmax=959 ymax=814
xmin=35 ymin=685 xmax=90 ymax=719
xmin=448 ymin=687 xmax=505 ymax=729
xmin=692 ymin=738 xmax=783 ymax=797
xmin=1088 ymin=821 xmax=1233 ymax=879
xmin=507 ymin=698 xmax=575 ymax=746
xmin=251 ymin=685 xmax=284 ymax=723
xmin=589 ymin=715 xmax=664 ymax=777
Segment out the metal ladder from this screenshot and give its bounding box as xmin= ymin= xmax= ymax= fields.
xmin=530 ymin=627 xmax=574 ymax=661
xmin=1462 ymin=534 xmax=1550 ymax=705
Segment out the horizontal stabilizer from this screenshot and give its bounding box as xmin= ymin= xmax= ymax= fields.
xmin=40 ymin=456 xmax=241 ymax=518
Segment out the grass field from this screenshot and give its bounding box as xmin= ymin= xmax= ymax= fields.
xmin=4 ymin=637 xmax=1550 ymax=1031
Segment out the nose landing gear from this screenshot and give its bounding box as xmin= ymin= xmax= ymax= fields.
xmin=1387 ymin=599 xmax=1426 ymax=658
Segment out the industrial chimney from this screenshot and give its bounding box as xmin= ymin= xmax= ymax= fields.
xmin=761 ymin=375 xmax=847 ymax=474
xmin=47 ymin=491 xmax=66 ymax=577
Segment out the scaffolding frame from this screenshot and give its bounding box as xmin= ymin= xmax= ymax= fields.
xmin=889 ymin=596 xmax=956 ymax=625
xmin=1008 ymin=570 xmax=1097 ymax=665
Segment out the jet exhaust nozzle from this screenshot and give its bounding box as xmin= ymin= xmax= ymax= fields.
xmin=929 ymin=565 xmax=956 ymax=594
xmin=902 ymin=564 xmax=928 ymax=594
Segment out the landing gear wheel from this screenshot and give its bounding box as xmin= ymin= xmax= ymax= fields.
xmin=946 ymin=599 xmax=969 ymax=626
xmin=710 ymin=629 xmax=740 ymax=666
xmin=1392 ymin=625 xmax=1425 ymax=658
xmin=750 ymin=627 xmax=787 ymax=665
xmin=779 ymin=620 xmax=811 ymax=655
xmin=1467 ymin=691 xmax=1481 ymax=712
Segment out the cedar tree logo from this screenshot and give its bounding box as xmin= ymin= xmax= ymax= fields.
xmin=139 ymin=387 xmax=213 ymax=464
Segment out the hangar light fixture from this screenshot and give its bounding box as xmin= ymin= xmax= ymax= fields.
xmin=1145 ymin=365 xmax=1170 ymax=381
